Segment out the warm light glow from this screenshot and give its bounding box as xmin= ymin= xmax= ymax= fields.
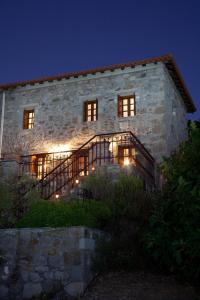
xmin=55 ymin=194 xmax=59 ymax=199
xmin=49 ymin=143 xmax=71 ymax=154
xmin=75 ymin=179 xmax=79 ymax=184
xmin=92 ymin=166 xmax=95 ymax=171
xmin=123 ymin=158 xmax=130 ymax=166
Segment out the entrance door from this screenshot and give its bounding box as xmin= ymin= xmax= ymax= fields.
xmin=78 ymin=150 xmax=89 ymax=176
xmin=118 ymin=146 xmax=136 ymax=166
xmin=31 ymin=154 xmax=47 ymax=179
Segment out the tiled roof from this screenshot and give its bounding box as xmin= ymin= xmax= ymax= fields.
xmin=0 ymin=54 xmax=196 ymax=112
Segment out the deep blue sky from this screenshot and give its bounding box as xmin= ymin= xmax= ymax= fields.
xmin=0 ymin=0 xmax=199 ymax=119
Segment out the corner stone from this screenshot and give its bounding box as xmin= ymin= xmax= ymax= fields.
xmin=64 ymin=281 xmax=85 ymax=297
xmin=0 ymin=285 xmax=9 ymax=300
xmin=23 ymin=283 xmax=42 ymax=299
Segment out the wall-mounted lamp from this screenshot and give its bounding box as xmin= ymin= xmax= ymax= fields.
xmin=123 ymin=158 xmax=130 ymax=166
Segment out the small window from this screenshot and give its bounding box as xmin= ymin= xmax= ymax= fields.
xmin=84 ymin=100 xmax=98 ymax=122
xmin=118 ymin=95 xmax=136 ymax=117
xmin=23 ymin=109 xmax=35 ymax=129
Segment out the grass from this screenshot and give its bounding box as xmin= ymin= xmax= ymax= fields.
xmin=17 ymin=199 xmax=112 ymax=229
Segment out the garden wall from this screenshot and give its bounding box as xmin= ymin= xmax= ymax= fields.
xmin=0 ymin=226 xmax=102 ymax=299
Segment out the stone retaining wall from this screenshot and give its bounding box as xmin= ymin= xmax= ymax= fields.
xmin=0 ymin=227 xmax=103 ymax=299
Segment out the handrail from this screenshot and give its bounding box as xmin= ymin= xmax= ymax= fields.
xmin=39 ymin=131 xmax=154 ymax=182
xmin=26 ymin=131 xmax=156 ymax=199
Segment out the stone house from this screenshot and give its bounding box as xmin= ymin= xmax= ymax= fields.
xmin=0 ymin=54 xmax=196 ymax=198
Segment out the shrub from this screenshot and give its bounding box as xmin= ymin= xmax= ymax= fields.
xmin=144 ymin=122 xmax=200 ymax=282
xmin=0 ymin=174 xmax=42 ymax=227
xmin=86 ymin=172 xmax=153 ymax=272
xmin=17 ymin=200 xmax=112 ymax=229
xmin=83 ymin=170 xmax=114 ymax=200
xmin=0 ymin=182 xmax=15 ymax=228
xmin=14 ymin=174 xmax=42 ymax=219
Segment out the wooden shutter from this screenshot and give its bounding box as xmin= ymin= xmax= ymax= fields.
xmin=118 ymin=96 xmax=123 ymax=117
xmin=95 ymin=100 xmax=98 ymax=120
xmin=83 ymin=102 xmax=87 ymax=122
xmin=23 ymin=111 xmax=29 ymax=129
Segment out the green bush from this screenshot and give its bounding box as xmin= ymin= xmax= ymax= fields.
xmin=144 ymin=122 xmax=200 ymax=281
xmin=83 ymin=170 xmax=114 ymax=200
xmin=0 ymin=174 xmax=42 ymax=227
xmin=0 ymin=182 xmax=15 ymax=228
xmin=17 ymin=200 xmax=112 ymax=229
xmin=86 ymin=172 xmax=153 ymax=272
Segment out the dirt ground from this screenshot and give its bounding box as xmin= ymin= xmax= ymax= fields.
xmin=81 ymin=271 xmax=200 ymax=300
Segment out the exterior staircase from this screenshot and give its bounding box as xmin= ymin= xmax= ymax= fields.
xmin=33 ymin=131 xmax=155 ymax=199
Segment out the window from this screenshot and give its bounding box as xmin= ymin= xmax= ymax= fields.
xmin=84 ymin=100 xmax=98 ymax=122
xmin=31 ymin=154 xmax=47 ymax=179
xmin=23 ymin=109 xmax=35 ymax=129
xmin=118 ymin=146 xmax=136 ymax=166
xmin=118 ymin=95 xmax=136 ymax=117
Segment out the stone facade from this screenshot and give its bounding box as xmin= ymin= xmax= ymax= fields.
xmin=0 ymin=62 xmax=189 ymax=162
xmin=0 ymin=227 xmax=103 ymax=299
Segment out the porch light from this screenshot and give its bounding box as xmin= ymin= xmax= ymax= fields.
xmin=123 ymin=158 xmax=130 ymax=166
xmin=55 ymin=194 xmax=59 ymax=199
xmin=92 ymin=166 xmax=95 ymax=171
xmin=75 ymin=179 xmax=79 ymax=184
xmin=49 ymin=143 xmax=71 ymax=155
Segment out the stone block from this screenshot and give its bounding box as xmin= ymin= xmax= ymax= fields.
xmin=23 ymin=283 xmax=42 ymax=299
xmin=0 ymin=285 xmax=8 ymax=300
xmin=64 ymin=281 xmax=85 ymax=297
xmin=79 ymin=238 xmax=95 ymax=250
xmin=29 ymin=272 xmax=41 ymax=282
xmin=70 ymin=265 xmax=84 ymax=281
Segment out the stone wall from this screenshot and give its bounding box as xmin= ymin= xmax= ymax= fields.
xmin=0 ymin=160 xmax=19 ymax=180
xmin=163 ymin=68 xmax=188 ymax=156
xmin=0 ymin=62 xmax=188 ymax=162
xmin=0 ymin=227 xmax=103 ymax=299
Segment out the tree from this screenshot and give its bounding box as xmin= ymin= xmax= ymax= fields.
xmin=145 ymin=122 xmax=200 ymax=281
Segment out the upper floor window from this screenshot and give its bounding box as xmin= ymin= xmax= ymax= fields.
xmin=23 ymin=109 xmax=35 ymax=129
xmin=118 ymin=95 xmax=136 ymax=117
xmin=84 ymin=100 xmax=98 ymax=122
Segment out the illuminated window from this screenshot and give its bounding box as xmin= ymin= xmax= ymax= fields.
xmin=84 ymin=100 xmax=98 ymax=122
xmin=31 ymin=154 xmax=47 ymax=179
xmin=23 ymin=109 xmax=35 ymax=129
xmin=118 ymin=95 xmax=136 ymax=117
xmin=118 ymin=146 xmax=136 ymax=165
xmin=78 ymin=153 xmax=89 ymax=176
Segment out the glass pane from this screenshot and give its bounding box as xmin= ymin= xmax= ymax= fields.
xmin=123 ymin=105 xmax=128 ymax=111
xmin=88 ymin=104 xmax=91 ymax=109
xmin=132 ymin=148 xmax=136 ymax=156
xmin=130 ymin=110 xmax=135 ymax=116
xmin=130 ymin=98 xmax=134 ymax=104
xmin=87 ymin=116 xmax=91 ymax=121
xmin=93 ymin=115 xmax=96 ymax=121
xmin=123 ymin=148 xmax=129 ymax=156
xmin=93 ymin=103 xmax=96 ymax=108
xmin=130 ymin=104 xmax=134 ymax=110
xmin=123 ymin=111 xmax=128 ymax=117
xmin=123 ymin=99 xmax=128 ymax=105
xmin=88 ymin=111 xmax=91 ymax=117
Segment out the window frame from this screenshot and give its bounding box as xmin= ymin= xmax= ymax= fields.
xmin=84 ymin=100 xmax=98 ymax=122
xmin=118 ymin=95 xmax=136 ymax=118
xmin=23 ymin=109 xmax=35 ymax=129
xmin=118 ymin=145 xmax=136 ymax=165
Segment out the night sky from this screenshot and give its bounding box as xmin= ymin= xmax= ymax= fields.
xmin=0 ymin=0 xmax=199 ymax=120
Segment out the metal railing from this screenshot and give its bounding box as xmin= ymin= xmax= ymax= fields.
xmin=20 ymin=131 xmax=155 ymax=199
